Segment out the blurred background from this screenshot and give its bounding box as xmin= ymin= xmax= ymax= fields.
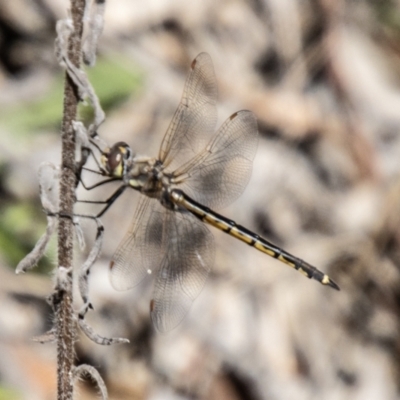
xmin=1 ymin=0 xmax=400 ymax=399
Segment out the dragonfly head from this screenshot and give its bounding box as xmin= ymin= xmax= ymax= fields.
xmin=101 ymin=142 xmax=133 ymax=178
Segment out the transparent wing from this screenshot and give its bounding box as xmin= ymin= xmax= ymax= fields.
xmin=150 ymin=209 xmax=215 ymax=333
xmin=109 ymin=196 xmax=166 ymax=290
xmin=173 ymin=110 xmax=258 ymax=210
xmin=159 ymin=52 xmax=218 ymax=171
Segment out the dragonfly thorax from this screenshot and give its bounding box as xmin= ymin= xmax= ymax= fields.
xmin=126 ymin=157 xmax=173 ymax=201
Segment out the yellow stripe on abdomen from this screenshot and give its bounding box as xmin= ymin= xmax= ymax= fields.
xmin=170 ymin=188 xmax=340 ymax=290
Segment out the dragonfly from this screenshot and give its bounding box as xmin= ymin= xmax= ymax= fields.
xmin=88 ymin=52 xmax=339 ymax=332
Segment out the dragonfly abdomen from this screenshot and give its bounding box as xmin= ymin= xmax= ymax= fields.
xmin=171 ymin=189 xmax=339 ymax=290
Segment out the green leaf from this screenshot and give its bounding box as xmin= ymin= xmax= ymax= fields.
xmin=0 ymin=56 xmax=143 ymax=135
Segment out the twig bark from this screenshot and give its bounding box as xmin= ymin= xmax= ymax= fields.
xmin=57 ymin=0 xmax=85 ymax=399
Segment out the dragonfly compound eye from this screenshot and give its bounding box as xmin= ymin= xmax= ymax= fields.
xmin=105 ymin=141 xmax=130 ymax=177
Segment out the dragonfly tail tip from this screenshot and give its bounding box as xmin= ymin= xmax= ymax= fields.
xmin=327 ymin=278 xmax=340 ymax=291
xmin=321 ymin=273 xmax=340 ymax=290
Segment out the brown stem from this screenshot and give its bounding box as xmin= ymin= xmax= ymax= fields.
xmin=57 ymin=0 xmax=85 ymax=399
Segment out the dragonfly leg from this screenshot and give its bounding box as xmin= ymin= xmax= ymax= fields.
xmin=76 ymin=185 xmax=127 ymax=217
xmin=78 ymin=177 xmax=120 ymax=191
